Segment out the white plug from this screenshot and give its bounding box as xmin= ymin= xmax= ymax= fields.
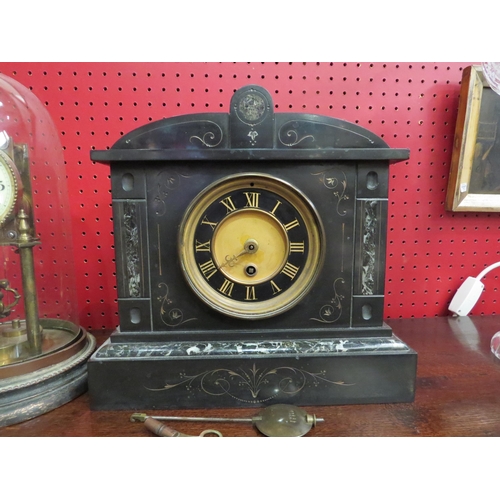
xmin=448 ymin=276 xmax=485 ymax=316
xmin=449 ymin=262 xmax=500 ymax=316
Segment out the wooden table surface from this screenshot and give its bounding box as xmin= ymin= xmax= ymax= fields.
xmin=2 ymin=314 xmax=500 ymax=437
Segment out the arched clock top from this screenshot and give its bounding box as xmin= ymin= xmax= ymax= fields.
xmin=90 ymin=85 xmax=409 ymax=163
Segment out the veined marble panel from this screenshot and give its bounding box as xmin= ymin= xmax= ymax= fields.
xmin=95 ymin=335 xmax=410 ymax=359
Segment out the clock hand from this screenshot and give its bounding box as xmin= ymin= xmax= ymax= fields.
xmin=220 ymin=249 xmax=247 ymax=269
xmin=218 ymin=238 xmax=259 ymax=269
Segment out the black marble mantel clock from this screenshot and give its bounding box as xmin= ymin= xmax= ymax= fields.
xmin=88 ymin=85 xmax=417 ymax=410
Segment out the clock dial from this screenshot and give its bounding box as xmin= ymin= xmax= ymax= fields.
xmin=0 ymin=150 xmax=21 ymax=226
xmin=179 ymin=174 xmax=324 ymax=319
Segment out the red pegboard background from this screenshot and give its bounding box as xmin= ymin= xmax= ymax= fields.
xmin=1 ymin=61 xmax=497 ymax=333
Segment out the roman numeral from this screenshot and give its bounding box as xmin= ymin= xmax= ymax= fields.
xmin=201 ymin=216 xmax=218 ymax=231
xmin=245 ymin=286 xmax=257 ymax=301
xmin=244 ymin=192 xmax=260 ymax=208
xmin=195 ymin=240 xmax=211 ymax=252
xmin=270 ymin=200 xmax=282 ymax=215
xmin=281 ymin=262 xmax=300 ymax=280
xmin=270 ymin=280 xmax=282 ymax=295
xmin=218 ymin=279 xmax=234 ymax=297
xmin=284 ymin=219 xmax=300 ymax=231
xmin=220 ymin=196 xmax=236 ymax=214
xmin=289 ymin=241 xmax=305 ymax=253
xmin=199 ymin=259 xmax=217 ymax=280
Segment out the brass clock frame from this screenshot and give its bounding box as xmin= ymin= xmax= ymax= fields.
xmin=178 ymin=173 xmax=325 ymax=319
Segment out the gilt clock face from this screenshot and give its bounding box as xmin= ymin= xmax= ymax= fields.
xmin=0 ymin=150 xmax=20 ymax=226
xmin=178 ymin=173 xmax=325 ymax=319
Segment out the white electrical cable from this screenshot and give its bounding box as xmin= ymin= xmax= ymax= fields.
xmin=476 ymin=261 xmax=500 ymax=281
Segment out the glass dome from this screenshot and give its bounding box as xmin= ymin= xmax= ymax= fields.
xmin=0 ymin=73 xmax=78 ymax=327
xmin=0 ymin=73 xmax=94 ymax=427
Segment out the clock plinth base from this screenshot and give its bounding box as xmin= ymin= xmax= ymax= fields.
xmin=0 ymin=322 xmax=96 ymax=428
xmin=87 ymin=328 xmax=416 ymax=410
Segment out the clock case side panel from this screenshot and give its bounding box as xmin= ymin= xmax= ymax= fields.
xmin=352 ymin=161 xmax=390 ymax=328
xmin=111 ymin=165 xmax=153 ymax=332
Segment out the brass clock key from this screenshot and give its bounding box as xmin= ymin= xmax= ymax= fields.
xmin=131 ymin=404 xmax=324 ymax=437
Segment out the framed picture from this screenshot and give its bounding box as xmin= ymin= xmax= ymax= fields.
xmin=446 ymin=65 xmax=500 ymax=211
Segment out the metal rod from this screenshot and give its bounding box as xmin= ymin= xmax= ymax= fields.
xmin=150 ymin=416 xmax=253 ymax=423
xmin=131 ymin=412 xmax=324 ymax=424
xmin=130 ymin=413 xmax=252 ymax=423
xmin=17 ymin=210 xmax=42 ymax=355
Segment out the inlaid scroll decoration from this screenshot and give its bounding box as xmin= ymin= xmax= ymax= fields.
xmin=123 ymin=202 xmax=141 ymax=298
xmin=278 ymin=119 xmax=377 ymax=148
xmin=310 ymin=277 xmax=345 ymax=323
xmin=146 ymin=363 xmax=353 ymax=404
xmin=152 ymin=171 xmax=190 ymax=216
xmin=361 ymin=201 xmax=378 ymax=295
xmin=189 ymin=121 xmax=224 ymax=148
xmin=278 ymin=122 xmax=315 ymax=147
xmin=312 ymin=168 xmax=349 ymax=216
xmin=158 ymin=282 xmax=197 ymax=327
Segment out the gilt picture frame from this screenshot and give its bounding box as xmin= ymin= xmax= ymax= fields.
xmin=446 ymin=65 xmax=500 ymax=211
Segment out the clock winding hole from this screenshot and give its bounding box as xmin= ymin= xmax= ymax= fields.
xmin=245 ymin=264 xmax=258 ymax=277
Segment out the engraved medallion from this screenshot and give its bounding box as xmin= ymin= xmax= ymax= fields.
xmin=236 ymin=91 xmax=268 ymax=125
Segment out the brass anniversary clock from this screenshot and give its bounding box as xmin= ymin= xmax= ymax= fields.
xmin=88 ymin=85 xmax=417 ymax=410
xmin=0 ymin=74 xmax=95 ymax=427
